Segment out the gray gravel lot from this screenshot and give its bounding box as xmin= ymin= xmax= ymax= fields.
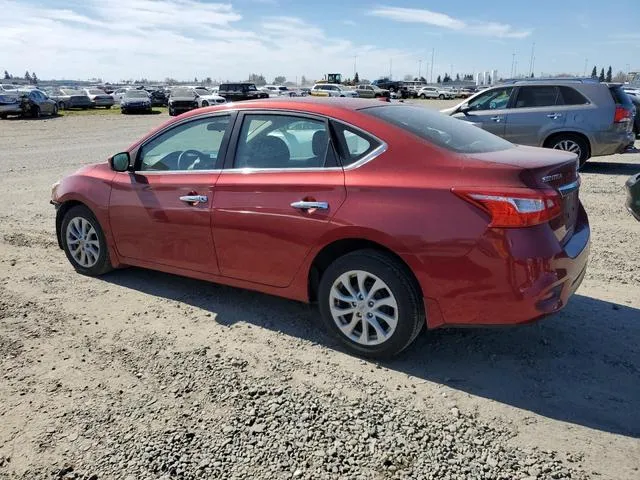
xmin=1 ymin=102 xmax=639 ymax=479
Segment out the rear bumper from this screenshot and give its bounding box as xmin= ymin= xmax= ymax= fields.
xmin=591 ymin=129 xmax=635 ymax=156
xmin=423 ymin=205 xmax=590 ymax=327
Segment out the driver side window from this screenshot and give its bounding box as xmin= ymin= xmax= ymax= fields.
xmin=467 ymin=87 xmax=513 ymax=111
xmin=138 ymin=115 xmax=230 ymax=171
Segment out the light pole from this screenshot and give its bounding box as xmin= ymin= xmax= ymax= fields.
xmin=583 ymin=58 xmax=588 ymax=77
xmin=418 ymin=59 xmax=422 ymax=79
xmin=353 ymin=55 xmax=357 ymax=77
xmin=430 ymin=48 xmax=435 ymax=83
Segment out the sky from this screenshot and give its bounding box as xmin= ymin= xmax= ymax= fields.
xmin=1 ymin=0 xmax=639 ymax=83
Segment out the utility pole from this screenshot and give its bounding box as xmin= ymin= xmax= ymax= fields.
xmin=418 ymin=59 xmax=422 ymax=79
xmin=528 ymin=42 xmax=535 ymax=77
xmin=511 ymin=52 xmax=516 ymax=78
xmin=430 ymin=48 xmax=435 ymax=83
xmin=353 ymin=55 xmax=357 ymax=77
xmin=389 ymin=58 xmax=392 ymax=79
xmin=450 ymin=64 xmax=453 ymax=79
xmin=583 ymin=58 xmax=588 ymax=77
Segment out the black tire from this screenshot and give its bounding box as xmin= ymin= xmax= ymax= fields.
xmin=169 ymin=107 xmax=175 ymax=116
xmin=58 ymin=102 xmax=66 ymax=110
xmin=420 ymin=94 xmax=426 ymax=99
xmin=105 ymin=105 xmax=112 ymax=110
xmin=121 ymin=108 xmax=127 ymax=114
xmin=60 ymin=205 xmax=112 ymax=276
xmin=52 ymin=104 xmax=58 ymax=116
xmin=439 ymin=94 xmax=445 ymax=99
xmin=201 ymin=101 xmax=209 ymax=107
xmin=31 ymin=105 xmax=40 ymax=118
xmin=317 ymin=249 xmax=425 ymax=359
xmin=545 ymin=133 xmax=590 ymax=167
xmin=0 ymin=113 xmax=7 ymax=120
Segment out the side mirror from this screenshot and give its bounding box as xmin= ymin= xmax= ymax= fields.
xmin=110 ymin=152 xmax=131 ymax=172
xmin=458 ymin=104 xmax=471 ymax=115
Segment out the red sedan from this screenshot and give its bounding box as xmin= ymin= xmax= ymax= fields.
xmin=51 ymin=98 xmax=590 ymax=358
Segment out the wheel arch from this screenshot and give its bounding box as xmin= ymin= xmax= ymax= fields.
xmin=542 ymin=130 xmax=592 ymax=156
xmin=306 ymin=237 xmax=424 ymax=304
xmin=55 ymin=200 xmax=93 ymax=249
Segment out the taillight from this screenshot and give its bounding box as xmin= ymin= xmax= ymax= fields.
xmin=454 ymin=188 xmax=562 ymax=227
xmin=614 ymin=106 xmax=631 ymax=123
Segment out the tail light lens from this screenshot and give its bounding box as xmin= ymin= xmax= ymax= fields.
xmin=454 ymin=188 xmax=562 ymax=227
xmin=614 ymin=106 xmax=632 ymax=123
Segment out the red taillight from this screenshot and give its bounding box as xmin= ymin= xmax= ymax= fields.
xmin=614 ymin=106 xmax=631 ymax=123
xmin=454 ymin=188 xmax=562 ymax=228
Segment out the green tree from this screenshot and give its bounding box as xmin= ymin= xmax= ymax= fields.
xmin=591 ymin=66 xmax=597 ymax=78
xmin=455 ymin=73 xmax=460 ymax=81
xmin=24 ymin=71 xmax=31 ymax=82
xmin=443 ymin=73 xmax=451 ymax=83
xmin=530 ymin=72 xmax=534 ymax=78
xmin=437 ymin=75 xmax=442 ymax=83
xmin=300 ymin=75 xmax=307 ymax=85
xmin=599 ymin=68 xmax=605 ymax=82
xmin=274 ymin=75 xmax=286 ymax=84
xmin=606 ymin=66 xmax=612 ymax=82
xmin=353 ymin=72 xmax=359 ymax=84
xmin=31 ymin=72 xmax=38 ymax=84
xmin=3 ymin=70 xmax=10 ymax=79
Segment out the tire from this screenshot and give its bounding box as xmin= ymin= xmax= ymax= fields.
xmin=58 ymin=102 xmax=66 ymax=110
xmin=31 ymin=105 xmax=40 ymax=118
xmin=0 ymin=113 xmax=7 ymax=120
xmin=201 ymin=101 xmax=209 ymax=107
xmin=105 ymin=105 xmax=112 ymax=109
xmin=546 ymin=133 xmax=590 ymax=167
xmin=61 ymin=205 xmax=113 ymax=276
xmin=439 ymin=94 xmax=445 ymax=99
xmin=420 ymin=94 xmax=426 ymax=99
xmin=52 ymin=104 xmax=58 ymax=116
xmin=168 ymin=106 xmax=175 ymax=116
xmin=121 ymin=108 xmax=127 ymax=114
xmin=317 ymin=249 xmax=425 ymax=359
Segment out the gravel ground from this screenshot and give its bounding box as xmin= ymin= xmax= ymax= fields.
xmin=1 ymin=102 xmax=639 ymax=480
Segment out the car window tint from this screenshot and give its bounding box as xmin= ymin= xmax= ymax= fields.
xmin=514 ymin=86 xmax=559 ymax=108
xmin=330 ymin=121 xmax=381 ymax=166
xmin=234 ymin=114 xmax=331 ymax=169
xmin=558 ymin=86 xmax=589 ymax=105
xmin=138 ymin=116 xmax=230 ymax=171
xmin=468 ymin=87 xmax=513 ymax=111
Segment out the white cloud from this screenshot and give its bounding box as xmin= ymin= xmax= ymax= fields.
xmin=370 ymin=6 xmax=532 ymax=39
xmin=0 ymin=0 xmax=417 ymax=82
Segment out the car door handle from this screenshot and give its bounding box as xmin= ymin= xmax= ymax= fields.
xmin=490 ymin=116 xmax=502 ymax=122
xmin=179 ymin=195 xmax=208 ymax=204
xmin=547 ymin=113 xmax=563 ymax=119
xmin=291 ymin=201 xmax=329 ymax=210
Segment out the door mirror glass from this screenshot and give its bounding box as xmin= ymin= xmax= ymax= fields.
xmin=458 ymin=104 xmax=471 ymax=114
xmin=111 ymin=152 xmax=131 ymax=172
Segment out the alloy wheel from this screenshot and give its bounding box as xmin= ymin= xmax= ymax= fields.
xmin=552 ymin=139 xmax=582 ymax=157
xmin=65 ymin=217 xmax=100 ymax=268
xmin=329 ymin=270 xmax=398 ymax=346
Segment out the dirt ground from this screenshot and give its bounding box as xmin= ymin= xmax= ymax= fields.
xmin=1 ymin=102 xmax=639 ymax=479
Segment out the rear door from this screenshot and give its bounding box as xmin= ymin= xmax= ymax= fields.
xmin=503 ymin=85 xmax=566 ymax=146
xmin=452 ymin=86 xmax=514 ymax=137
xmin=212 ymin=111 xmax=346 ymax=287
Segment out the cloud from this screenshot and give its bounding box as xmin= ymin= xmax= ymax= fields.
xmin=370 ymin=6 xmax=532 ymax=39
xmin=0 ymin=0 xmax=415 ymax=82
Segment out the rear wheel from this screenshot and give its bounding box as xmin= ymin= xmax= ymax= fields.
xmin=168 ymin=106 xmax=175 ymax=116
xmin=201 ymin=101 xmax=209 ymax=107
xmin=439 ymin=94 xmax=445 ymax=99
xmin=420 ymin=94 xmax=426 ymax=99
xmin=52 ymin=104 xmax=58 ymax=116
xmin=58 ymin=101 xmax=66 ymax=110
xmin=30 ymin=105 xmax=40 ymax=118
xmin=318 ymin=250 xmax=424 ymax=358
xmin=546 ymin=133 xmax=590 ymax=167
xmin=61 ymin=205 xmax=112 ymax=276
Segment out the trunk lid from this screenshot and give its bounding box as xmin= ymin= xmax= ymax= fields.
xmin=462 ymin=145 xmax=580 ymax=243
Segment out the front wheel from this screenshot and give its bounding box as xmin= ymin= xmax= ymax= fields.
xmin=318 ymin=250 xmax=425 ymax=359
xmin=201 ymin=101 xmax=209 ymax=107
xmin=58 ymin=101 xmax=66 ymax=110
xmin=420 ymin=94 xmax=426 ymax=99
xmin=168 ymin=106 xmax=175 ymax=116
xmin=61 ymin=205 xmax=113 ymax=276
xmin=105 ymin=105 xmax=112 ymax=109
xmin=439 ymin=94 xmax=445 ymax=99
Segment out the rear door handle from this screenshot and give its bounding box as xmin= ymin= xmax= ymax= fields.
xmin=291 ymin=201 xmax=329 ymax=210
xmin=490 ymin=116 xmax=502 ymax=122
xmin=547 ymin=113 xmax=563 ymax=119
xmin=179 ymin=195 xmax=208 ymax=204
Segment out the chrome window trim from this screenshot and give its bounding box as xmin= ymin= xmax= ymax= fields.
xmin=134 ymin=169 xmax=223 ymax=175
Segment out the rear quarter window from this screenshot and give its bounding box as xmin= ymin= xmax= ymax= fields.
xmin=609 ymin=86 xmax=633 ymax=108
xmin=558 ymin=86 xmax=589 ymax=105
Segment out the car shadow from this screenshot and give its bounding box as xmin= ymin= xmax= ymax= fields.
xmin=581 ymin=161 xmax=640 ymax=175
xmin=121 ymin=110 xmax=163 ymax=115
xmin=101 ymin=267 xmax=640 ymax=438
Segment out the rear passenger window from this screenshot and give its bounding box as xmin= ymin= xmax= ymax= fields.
xmin=514 ymin=86 xmax=558 ymax=108
xmin=331 ymin=121 xmax=381 ymax=167
xmin=558 ymin=87 xmax=589 ymax=105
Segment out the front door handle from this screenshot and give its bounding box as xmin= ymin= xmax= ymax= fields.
xmin=547 ymin=113 xmax=563 ymax=119
xmin=490 ymin=116 xmax=502 ymax=122
xmin=179 ymin=195 xmax=208 ymax=204
xmin=291 ymin=201 xmax=329 ymax=210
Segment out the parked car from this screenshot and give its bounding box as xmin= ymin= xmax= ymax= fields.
xmin=120 ymin=90 xmax=152 ymax=114
xmin=628 ymin=94 xmax=640 ymax=138
xmin=371 ymin=79 xmax=410 ymax=98
xmin=0 ymin=92 xmax=24 ymax=118
xmin=459 ymin=87 xmax=476 ymax=98
xmin=47 ymin=88 xmax=93 ymax=110
xmin=623 ymin=87 xmax=640 ymax=98
xmin=192 ymin=87 xmax=226 ymax=107
xmin=356 ymin=84 xmax=390 ymax=99
xmin=625 ymin=172 xmax=640 ymax=220
xmin=417 ymin=86 xmax=454 ymax=100
xmin=0 ymin=84 xmax=18 ymax=92
xmin=51 ymin=98 xmax=589 ymax=358
xmin=147 ymin=88 xmax=168 ymax=107
xmin=83 ymin=88 xmax=114 ymax=109
xmin=310 ymin=84 xmax=358 ymax=97
xmin=261 ymin=85 xmax=296 ymax=97
xmin=218 ymin=82 xmax=269 ymax=102
xmin=168 ymin=87 xmax=199 ymax=116
xmin=441 ymin=78 xmax=635 ymax=166
xmin=21 ymin=89 xmax=58 ymax=117
xmin=111 ymin=88 xmax=131 ymax=104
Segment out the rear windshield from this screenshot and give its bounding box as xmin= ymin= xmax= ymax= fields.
xmin=609 ymin=85 xmax=633 ymax=107
xmin=363 ymin=105 xmax=513 ymax=154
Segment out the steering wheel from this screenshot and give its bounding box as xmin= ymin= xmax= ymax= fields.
xmin=177 ymin=149 xmax=207 ymax=170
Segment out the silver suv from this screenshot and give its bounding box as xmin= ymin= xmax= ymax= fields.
xmin=441 ymin=78 xmax=635 ymax=166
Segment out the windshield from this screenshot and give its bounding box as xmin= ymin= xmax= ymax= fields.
xmin=88 ymin=89 xmax=105 ymax=95
xmin=60 ymin=89 xmax=82 ymax=95
xmin=171 ymin=88 xmax=196 ymax=97
xmin=246 ymin=84 xmax=257 ymax=91
xmin=195 ymin=88 xmax=210 ymax=94
xmin=125 ymin=90 xmax=149 ymax=98
xmin=363 ymin=105 xmax=513 ymax=154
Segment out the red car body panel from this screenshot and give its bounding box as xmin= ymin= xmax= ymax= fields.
xmin=53 ymin=98 xmax=590 ymax=330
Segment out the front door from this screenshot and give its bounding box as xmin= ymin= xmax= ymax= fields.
xmin=452 ymin=86 xmax=514 ymax=137
xmin=109 ymin=114 xmax=233 ymax=273
xmin=213 ymin=112 xmax=346 ymax=287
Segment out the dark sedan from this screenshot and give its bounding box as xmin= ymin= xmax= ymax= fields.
xmin=168 ymin=87 xmax=198 ymax=116
xmin=121 ymin=90 xmax=152 ymax=114
xmin=47 ymin=88 xmax=93 ymax=110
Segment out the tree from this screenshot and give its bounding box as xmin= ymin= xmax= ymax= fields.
xmin=194 ymin=77 xmax=198 ymax=83
xmin=443 ymin=73 xmax=451 ymax=83
xmin=437 ymin=75 xmax=442 ymax=83
xmin=591 ymin=66 xmax=597 ymax=78
xmin=530 ymin=72 xmax=534 ymax=78
xmin=419 ymin=76 xmax=427 ymax=83
xmin=3 ymin=70 xmax=10 ymax=80
xmin=274 ymin=76 xmax=286 ymax=85
xmin=606 ymin=66 xmax=612 ymax=82
xmin=613 ymin=70 xmax=628 ymax=82
xmin=248 ymin=73 xmax=266 ymax=86
xmin=598 ymin=68 xmax=605 ymax=82
xmin=205 ymin=77 xmax=212 ymax=85
xmin=353 ymin=72 xmax=359 ymax=84
xmin=300 ymin=75 xmax=307 ymax=86
xmin=455 ymin=73 xmax=460 ymax=81
xmin=24 ymin=71 xmax=31 ymax=82
xmin=31 ymin=72 xmax=38 ymax=84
